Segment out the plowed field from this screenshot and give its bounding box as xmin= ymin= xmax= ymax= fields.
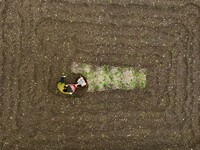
xmin=0 ymin=0 xmax=200 ymax=149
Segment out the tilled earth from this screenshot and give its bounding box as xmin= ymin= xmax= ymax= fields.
xmin=0 ymin=0 xmax=200 ymax=149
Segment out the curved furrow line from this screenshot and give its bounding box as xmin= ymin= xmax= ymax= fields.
xmin=40 ymin=19 xmax=187 ymax=48
xmin=74 ymin=48 xmax=170 ymax=69
xmin=8 ymin=49 xmax=21 ymax=131
xmin=45 ymin=0 xmax=179 ymax=17
xmin=8 ymin=3 xmax=29 ymax=132
xmin=1 ymin=53 xmax=13 ymax=130
xmin=187 ymin=17 xmax=200 ymax=144
xmin=180 ymin=32 xmax=194 ymax=144
xmin=43 ymin=8 xmax=179 ymax=29
xmin=42 ymin=5 xmax=182 ymax=29
xmin=16 ymin=62 xmax=44 ymax=134
xmin=19 ymin=62 xmax=35 ymax=123
xmin=17 ymin=37 xmax=43 ymax=128
xmin=174 ymin=42 xmax=188 ymax=127
xmin=0 ymin=0 xmax=6 ymax=133
xmin=77 ymin=90 xmax=161 ymax=112
xmin=35 ymin=18 xmax=187 ymax=46
xmin=21 ymin=109 xmax=166 ymax=132
xmin=0 ymin=51 xmax=13 ymax=132
xmin=32 ymin=62 xmax=44 ymax=105
xmin=155 ymin=51 xmax=172 ymax=110
xmin=20 ymin=127 xmax=182 ymax=150
xmin=31 ymin=31 xmax=51 ymax=108
xmin=76 ymin=49 xmax=166 ymax=66
xmin=1 ymin=0 xmax=24 ymax=136
xmin=74 ymin=30 xmax=184 ymax=48
xmin=149 ymin=64 xmax=167 ymax=111
xmin=165 ymin=46 xmax=178 ymax=125
xmin=44 ymin=0 xmax=187 ymax=25
xmin=164 ymin=22 xmax=189 ymax=126
xmin=76 ymin=42 xmax=172 ymax=56
xmin=74 ymin=52 xmax=151 ymax=68
xmin=166 ymin=42 xmax=188 ymax=126
xmin=42 ymin=60 xmax=51 ymax=96
xmin=49 ymin=0 xmax=195 ymax=10
xmin=152 ymin=64 xmax=169 ymax=111
xmin=16 ymin=0 xmax=45 ymax=131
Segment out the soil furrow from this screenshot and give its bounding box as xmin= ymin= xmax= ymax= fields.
xmin=76 ymin=42 xmax=171 ymax=56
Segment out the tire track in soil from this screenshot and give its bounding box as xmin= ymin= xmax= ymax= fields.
xmin=1 ymin=0 xmax=24 ymax=140
xmin=76 ymin=42 xmax=171 ymax=58
xmin=166 ymin=42 xmax=188 ymax=127
xmin=18 ymin=128 xmax=182 ymax=150
xmin=44 ymin=1 xmax=182 ymax=27
xmin=165 ymin=48 xmax=178 ymax=125
xmin=15 ymin=40 xmax=53 ymax=150
xmin=41 ymin=19 xmax=186 ymax=48
xmin=179 ymin=4 xmax=199 ymax=130
xmin=0 ymin=0 xmax=6 ymax=137
xmin=15 ymin=127 xmax=182 ymax=150
xmin=17 ymin=30 xmax=52 ymax=133
xmin=16 ymin=0 xmax=35 ymax=123
xmin=183 ymin=10 xmax=200 ymax=146
xmin=75 ymin=44 xmax=172 ymax=68
xmin=175 ymin=41 xmax=188 ymax=127
xmin=1 ymin=1 xmax=45 ymax=147
xmin=165 ymin=4 xmax=200 ymax=146
xmin=79 ymin=91 xmax=155 ymax=112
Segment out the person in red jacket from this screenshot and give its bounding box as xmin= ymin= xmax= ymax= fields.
xmin=59 ymin=76 xmax=87 ymax=95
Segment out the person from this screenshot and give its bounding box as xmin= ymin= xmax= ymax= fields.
xmin=63 ymin=84 xmax=76 ymax=95
xmin=77 ymin=77 xmax=87 ymax=87
xmin=58 ymin=75 xmax=87 ymax=95
xmin=59 ymin=75 xmax=66 ymax=83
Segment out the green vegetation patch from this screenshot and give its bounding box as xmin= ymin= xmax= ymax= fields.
xmin=71 ymin=62 xmax=147 ymax=92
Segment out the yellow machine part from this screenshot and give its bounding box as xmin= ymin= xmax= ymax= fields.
xmin=57 ymin=82 xmax=71 ymax=95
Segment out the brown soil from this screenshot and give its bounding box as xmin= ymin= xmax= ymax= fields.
xmin=0 ymin=0 xmax=200 ymax=149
